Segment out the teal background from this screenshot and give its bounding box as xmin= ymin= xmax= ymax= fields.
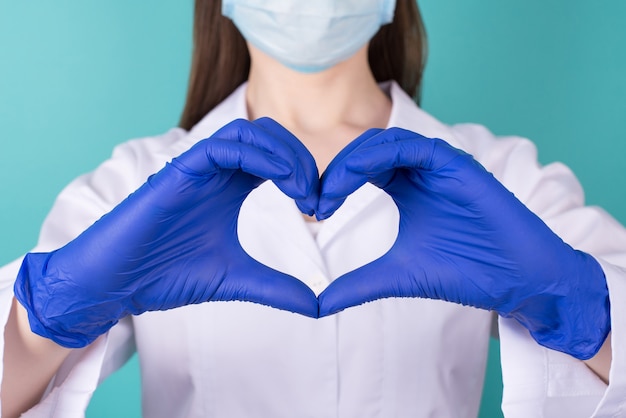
xmin=1 ymin=1 xmax=624 ymax=416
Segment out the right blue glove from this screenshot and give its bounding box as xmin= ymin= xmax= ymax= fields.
xmin=317 ymin=128 xmax=610 ymax=360
xmin=15 ymin=118 xmax=320 ymax=348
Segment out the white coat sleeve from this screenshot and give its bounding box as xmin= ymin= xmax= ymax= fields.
xmin=452 ymin=124 xmax=626 ymax=417
xmin=0 ymin=127 xmax=186 ymax=417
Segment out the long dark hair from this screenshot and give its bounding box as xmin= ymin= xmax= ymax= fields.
xmin=179 ymin=1 xmax=427 ymax=130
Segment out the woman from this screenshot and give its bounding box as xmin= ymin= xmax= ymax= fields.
xmin=2 ymin=0 xmax=625 ymax=416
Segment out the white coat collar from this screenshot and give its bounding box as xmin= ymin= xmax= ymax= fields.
xmin=161 ymin=81 xmax=462 ymax=289
xmin=166 ymin=80 xmax=463 ymax=158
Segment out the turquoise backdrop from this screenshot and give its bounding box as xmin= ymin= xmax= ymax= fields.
xmin=1 ymin=1 xmax=624 ymax=417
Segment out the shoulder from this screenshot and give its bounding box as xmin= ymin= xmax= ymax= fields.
xmin=76 ymin=126 xmax=190 ymax=202
xmin=109 ymin=127 xmax=188 ymax=178
xmin=387 ymin=83 xmax=540 ymax=176
xmin=60 ymin=82 xmax=249 ymax=210
xmin=389 ymin=86 xmax=583 ymax=211
xmin=388 ymin=82 xmax=534 ymax=167
xmin=34 ymin=127 xmax=191 ymax=250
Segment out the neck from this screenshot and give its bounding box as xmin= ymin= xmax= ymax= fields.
xmin=246 ymin=44 xmax=392 ymax=156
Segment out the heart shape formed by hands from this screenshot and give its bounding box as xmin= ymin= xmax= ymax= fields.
xmin=235 ymin=120 xmax=608 ymax=359
xmin=238 ymin=127 xmax=400 ymax=303
xmin=16 ymin=117 xmax=609 ymax=358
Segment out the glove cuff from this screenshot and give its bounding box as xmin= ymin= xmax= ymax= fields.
xmin=507 ymin=250 xmax=610 ymax=360
xmin=14 ymin=251 xmax=119 ymax=349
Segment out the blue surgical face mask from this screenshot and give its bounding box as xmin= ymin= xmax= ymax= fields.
xmin=222 ymin=0 xmax=397 ymax=73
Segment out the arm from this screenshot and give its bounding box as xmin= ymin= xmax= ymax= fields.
xmin=470 ymin=125 xmax=626 ymax=415
xmin=317 ymin=128 xmax=610 ymax=359
xmin=0 ymin=138 xmax=145 ymax=416
xmin=2 ymin=298 xmax=71 ymax=418
xmin=317 ymin=125 xmax=625 ymax=416
xmin=584 ymin=333 xmax=611 ymax=384
xmin=0 ymin=129 xmax=177 ymax=415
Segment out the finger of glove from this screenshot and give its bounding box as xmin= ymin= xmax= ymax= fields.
xmin=173 ymin=139 xmax=292 ymax=181
xmin=211 ymin=118 xmax=314 ymax=202
xmin=342 ymin=138 xmax=487 ymax=207
xmin=253 ymin=117 xmax=320 ymax=215
xmin=318 ymin=256 xmax=405 ymax=317
xmin=318 ymin=128 xmax=423 ymax=218
xmin=315 ymin=128 xmax=383 ymax=219
xmin=213 ymin=257 xmax=320 ymax=318
xmin=345 ymin=136 xmax=464 ymax=175
xmin=323 ymin=128 xmax=385 ymax=178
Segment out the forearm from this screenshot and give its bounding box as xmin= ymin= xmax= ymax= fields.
xmin=2 ymin=297 xmax=71 ymax=418
xmin=583 ymin=332 xmax=612 ymax=384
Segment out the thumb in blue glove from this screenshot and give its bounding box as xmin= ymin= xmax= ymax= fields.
xmin=15 ymin=118 xmax=320 ymax=348
xmin=317 ymin=127 xmax=610 ymax=360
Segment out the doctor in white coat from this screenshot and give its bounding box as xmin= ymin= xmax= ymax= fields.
xmin=2 ymin=0 xmax=626 ymax=417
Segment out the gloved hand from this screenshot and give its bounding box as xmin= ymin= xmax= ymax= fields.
xmin=15 ymin=118 xmax=320 ymax=348
xmin=317 ymin=128 xmax=610 ymax=360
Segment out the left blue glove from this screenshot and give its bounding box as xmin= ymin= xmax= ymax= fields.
xmin=15 ymin=118 xmax=320 ymax=348
xmin=317 ymin=128 xmax=610 ymax=360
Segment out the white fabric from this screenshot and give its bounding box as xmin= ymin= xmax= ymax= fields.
xmin=303 ymin=219 xmax=324 ymax=239
xmin=1 ymin=81 xmax=626 ymax=417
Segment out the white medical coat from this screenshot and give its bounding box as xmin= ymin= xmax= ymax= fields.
xmin=1 ymin=81 xmax=626 ymax=417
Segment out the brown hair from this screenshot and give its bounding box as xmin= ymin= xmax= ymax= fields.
xmin=179 ymin=0 xmax=428 ymax=130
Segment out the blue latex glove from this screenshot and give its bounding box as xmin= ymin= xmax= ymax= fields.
xmin=317 ymin=128 xmax=610 ymax=360
xmin=15 ymin=118 xmax=320 ymax=348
